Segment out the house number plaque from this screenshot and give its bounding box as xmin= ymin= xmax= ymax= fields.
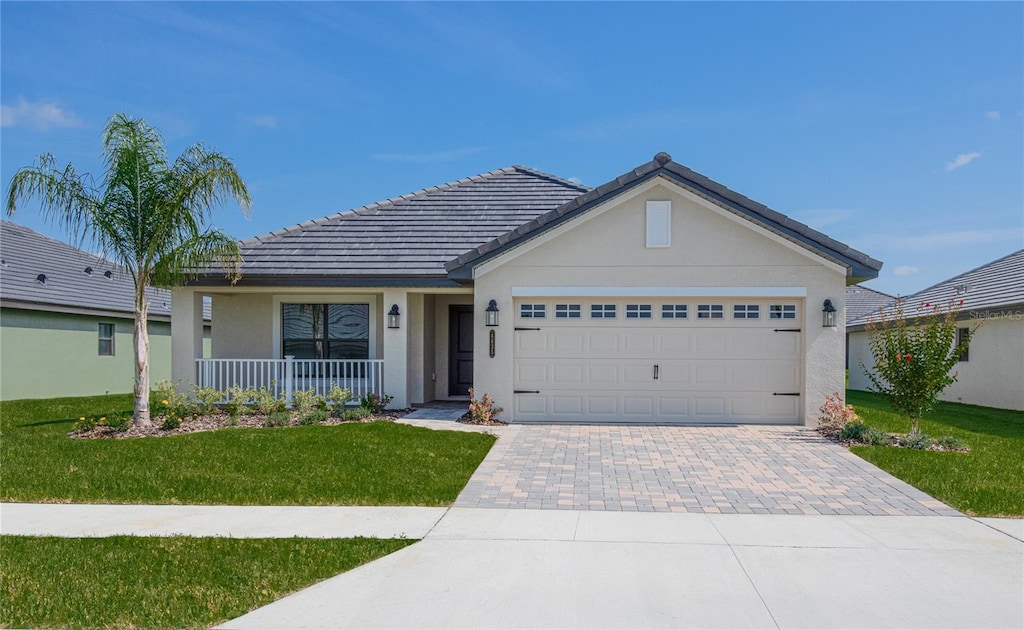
xmin=489 ymin=329 xmax=496 ymax=358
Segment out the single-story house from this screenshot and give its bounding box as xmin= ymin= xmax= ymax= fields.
xmin=844 ymin=284 xmax=894 ymax=367
xmin=172 ymin=153 xmax=881 ymax=425
xmin=0 ymin=221 xmax=210 ymax=400
xmin=848 ymin=249 xmax=1024 ymax=411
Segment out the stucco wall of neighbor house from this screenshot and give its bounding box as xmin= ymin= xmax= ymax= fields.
xmin=471 ymin=179 xmax=847 ymax=425
xmin=849 ymin=316 xmax=1024 ymax=411
xmin=0 ymin=308 xmax=177 ymax=400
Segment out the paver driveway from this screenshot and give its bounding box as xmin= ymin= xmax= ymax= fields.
xmin=455 ymin=425 xmax=958 ymax=516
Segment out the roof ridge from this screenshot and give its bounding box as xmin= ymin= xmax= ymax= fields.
xmin=511 ymin=165 xmax=591 ymax=193
xmin=901 ymin=248 xmax=1024 ymax=300
xmin=846 ymin=285 xmax=895 ymax=298
xmin=242 ymin=165 xmax=527 ymax=245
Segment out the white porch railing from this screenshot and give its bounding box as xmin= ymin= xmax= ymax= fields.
xmin=195 ymin=356 xmax=384 ymax=404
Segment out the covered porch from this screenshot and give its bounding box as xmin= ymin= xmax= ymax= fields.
xmin=171 ymin=286 xmax=476 ymax=408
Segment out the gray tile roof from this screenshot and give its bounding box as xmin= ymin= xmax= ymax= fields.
xmin=845 ymin=285 xmax=894 ymax=325
xmin=847 ymin=249 xmax=1024 ymax=329
xmin=448 ymin=152 xmax=882 ymax=282
xmin=0 ymin=221 xmax=209 ymax=321
xmin=218 ymin=166 xmax=588 ymax=286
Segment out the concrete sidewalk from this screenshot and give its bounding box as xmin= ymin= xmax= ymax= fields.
xmin=217 ymin=509 xmax=1024 ymax=630
xmin=0 ymin=503 xmax=444 ymax=539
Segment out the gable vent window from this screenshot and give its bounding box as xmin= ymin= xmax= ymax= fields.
xmin=626 ymin=304 xmax=653 ymax=319
xmin=646 ymin=200 xmax=672 ymax=248
xmin=769 ymin=304 xmax=797 ymax=320
xmin=555 ymin=304 xmax=581 ymax=319
xmin=591 ymin=304 xmax=617 ymax=319
xmin=98 ymin=323 xmax=115 ymax=356
xmin=662 ymin=304 xmax=688 ymax=319
xmin=520 ymin=304 xmax=546 ymax=319
xmin=733 ymin=304 xmax=760 ymax=319
xmin=697 ymin=304 xmax=724 ymax=320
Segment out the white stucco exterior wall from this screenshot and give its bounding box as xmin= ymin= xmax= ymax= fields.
xmin=471 ymin=179 xmax=848 ymax=425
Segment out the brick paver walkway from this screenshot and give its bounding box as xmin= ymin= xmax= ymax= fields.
xmin=455 ymin=425 xmax=958 ymax=516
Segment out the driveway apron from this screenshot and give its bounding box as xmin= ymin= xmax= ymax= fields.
xmin=455 ymin=424 xmax=958 ymax=516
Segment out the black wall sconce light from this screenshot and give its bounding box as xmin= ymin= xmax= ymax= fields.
xmin=822 ymin=299 xmax=837 ymax=328
xmin=485 ymin=299 xmax=500 ymax=327
xmin=387 ymin=304 xmax=401 ymax=329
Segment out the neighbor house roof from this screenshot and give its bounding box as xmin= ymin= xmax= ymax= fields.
xmin=845 ymin=285 xmax=894 ymax=325
xmin=447 ymin=152 xmax=882 ymax=282
xmin=211 ymin=166 xmax=589 ymax=286
xmin=847 ymin=249 xmax=1024 ymax=330
xmin=0 ymin=221 xmax=209 ymax=321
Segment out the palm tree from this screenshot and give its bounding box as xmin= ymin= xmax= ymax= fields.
xmin=7 ymin=113 xmax=251 ymax=427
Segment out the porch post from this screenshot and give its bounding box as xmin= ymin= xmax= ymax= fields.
xmin=382 ymin=289 xmax=409 ymax=409
xmin=171 ymin=288 xmax=204 ymax=392
xmin=406 ymin=292 xmax=425 ymax=406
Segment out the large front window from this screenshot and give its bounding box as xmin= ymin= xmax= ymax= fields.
xmin=282 ymin=304 xmax=369 ymax=359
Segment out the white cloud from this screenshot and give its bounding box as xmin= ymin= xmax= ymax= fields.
xmin=945 ymin=151 xmax=982 ymax=172
xmin=244 ymin=114 xmax=280 ymax=129
xmin=567 ymin=176 xmax=583 ymax=185
xmin=0 ymin=98 xmax=82 ymax=130
xmin=372 ymin=146 xmax=486 ymax=164
xmin=893 ymin=265 xmax=919 ymax=277
xmin=985 ymin=110 xmax=1001 ymax=122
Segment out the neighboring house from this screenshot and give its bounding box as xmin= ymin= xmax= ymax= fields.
xmin=844 ymin=285 xmax=894 ymax=367
xmin=848 ymin=249 xmax=1024 ymax=411
xmin=173 ymin=152 xmax=881 ymax=426
xmin=0 ymin=221 xmax=210 ymax=400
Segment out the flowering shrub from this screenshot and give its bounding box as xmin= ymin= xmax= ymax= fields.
xmin=326 ymin=384 xmax=352 ymax=417
xmin=865 ymin=299 xmax=976 ymax=434
xmin=360 ymin=392 xmax=393 ymax=414
xmin=467 ymin=388 xmax=503 ymax=424
xmin=291 ymin=387 xmax=325 ymax=417
xmin=816 ymin=392 xmax=859 ymax=437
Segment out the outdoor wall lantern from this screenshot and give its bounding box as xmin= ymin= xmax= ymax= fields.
xmin=387 ymin=304 xmax=401 ymax=329
xmin=485 ymin=299 xmax=500 ymax=327
xmin=822 ymin=299 xmax=837 ymax=328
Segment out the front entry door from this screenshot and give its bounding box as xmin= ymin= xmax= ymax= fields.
xmin=448 ymin=306 xmax=474 ymax=396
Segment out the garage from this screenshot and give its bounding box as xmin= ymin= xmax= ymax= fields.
xmin=512 ymin=297 xmax=803 ymax=424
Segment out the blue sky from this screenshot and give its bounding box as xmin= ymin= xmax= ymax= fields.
xmin=2 ymin=2 xmax=1021 ymax=296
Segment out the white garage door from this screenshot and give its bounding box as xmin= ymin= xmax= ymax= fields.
xmin=512 ymin=298 xmax=802 ymax=424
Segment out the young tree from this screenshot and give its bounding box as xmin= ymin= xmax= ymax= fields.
xmin=863 ymin=298 xmax=976 ymax=434
xmin=7 ymin=113 xmax=250 ymax=427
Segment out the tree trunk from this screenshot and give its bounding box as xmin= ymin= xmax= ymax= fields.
xmin=134 ymin=285 xmax=152 ymax=428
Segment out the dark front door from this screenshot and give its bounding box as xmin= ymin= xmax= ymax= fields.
xmin=448 ymin=305 xmax=474 ymax=396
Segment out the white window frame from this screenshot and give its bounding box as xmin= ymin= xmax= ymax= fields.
xmin=555 ymin=304 xmax=581 ymax=319
xmin=520 ymin=303 xmax=546 ymax=319
xmin=697 ymin=304 xmax=724 ymax=320
xmin=769 ymin=304 xmax=798 ymax=320
xmin=626 ymin=304 xmax=653 ymax=319
xmin=591 ymin=304 xmax=617 ymax=319
xmin=646 ymin=200 xmax=671 ymax=248
xmin=733 ymin=304 xmax=760 ymax=319
xmin=662 ymin=304 xmax=688 ymax=319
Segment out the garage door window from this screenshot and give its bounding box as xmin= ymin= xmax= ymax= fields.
xmin=769 ymin=304 xmax=797 ymax=320
xmin=733 ymin=304 xmax=760 ymax=319
xmin=555 ymin=304 xmax=581 ymax=319
xmin=520 ymin=304 xmax=546 ymax=319
xmin=626 ymin=304 xmax=653 ymax=319
xmin=697 ymin=304 xmax=724 ymax=319
xmin=591 ymin=304 xmax=617 ymax=319
xmin=662 ymin=304 xmax=688 ymax=319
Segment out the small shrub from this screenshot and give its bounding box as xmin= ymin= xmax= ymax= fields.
xmin=102 ymin=412 xmax=131 ymax=432
xmin=936 ymin=435 xmax=968 ymax=451
xmin=264 ymin=410 xmax=291 ymax=428
xmin=467 ymin=388 xmax=503 ymax=424
xmin=291 ymin=388 xmax=324 ymax=417
xmin=74 ymin=415 xmax=98 ymax=432
xmin=150 ymin=379 xmax=175 ymax=410
xmin=360 ymin=393 xmax=393 ymax=414
xmin=227 ymin=385 xmax=257 ymax=413
xmin=816 ymin=391 xmax=859 ymax=438
xmin=253 ymin=387 xmax=284 ymax=416
xmin=299 ymin=409 xmax=330 ymax=426
xmin=343 ymin=407 xmax=371 ymax=422
xmin=898 ymin=432 xmax=936 ymax=450
xmin=161 ymin=415 xmax=182 ymax=431
xmin=862 ymin=428 xmax=892 ymax=447
xmin=327 ymin=384 xmax=352 ymax=417
xmin=191 ymin=386 xmax=223 ymax=416
xmin=223 ymin=414 xmax=240 ymax=427
xmin=840 ymin=421 xmax=869 ymax=442
xmin=224 ymin=399 xmax=241 ymax=419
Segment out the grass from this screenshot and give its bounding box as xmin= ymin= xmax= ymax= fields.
xmin=0 ymin=535 xmax=414 ymax=629
xmin=0 ymin=394 xmax=495 ymax=505
xmin=847 ymin=390 xmax=1024 ymax=517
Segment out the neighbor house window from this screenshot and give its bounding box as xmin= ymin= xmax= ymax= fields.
xmin=591 ymin=304 xmax=617 ymax=319
xmin=626 ymin=304 xmax=653 ymax=319
xmin=733 ymin=304 xmax=760 ymax=319
xmin=98 ymin=323 xmax=115 ymax=356
xmin=697 ymin=304 xmax=724 ymax=319
xmin=662 ymin=304 xmax=688 ymax=319
xmin=957 ymin=327 xmax=970 ymax=362
xmin=555 ymin=304 xmax=581 ymax=319
xmin=520 ymin=304 xmax=546 ymax=319
xmin=281 ymin=304 xmax=369 ymax=359
xmin=769 ymin=304 xmax=797 ymax=320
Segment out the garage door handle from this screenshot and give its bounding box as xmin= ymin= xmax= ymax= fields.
xmin=773 ymin=392 xmax=801 ymax=396
xmin=654 ymin=364 xmax=659 ymax=380
xmin=773 ymin=328 xmax=802 ymax=332
xmin=515 ymin=327 xmax=541 ymax=331
xmin=514 ymin=390 xmax=540 ymax=394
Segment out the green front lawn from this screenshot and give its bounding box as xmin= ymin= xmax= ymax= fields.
xmin=847 ymin=390 xmax=1024 ymax=517
xmin=0 ymin=395 xmax=495 ymax=505
xmin=0 ymin=535 xmax=414 ymax=629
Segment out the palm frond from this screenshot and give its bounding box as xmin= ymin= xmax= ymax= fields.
xmin=150 ymin=229 xmax=244 ymax=287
